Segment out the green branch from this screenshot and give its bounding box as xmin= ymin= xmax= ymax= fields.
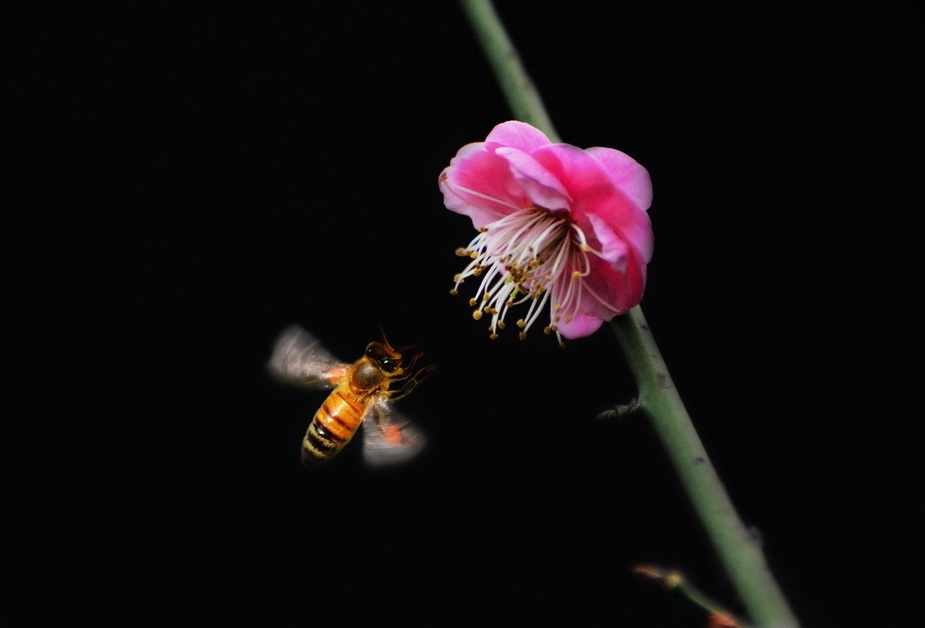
xmin=457 ymin=0 xmax=560 ymax=141
xmin=612 ymin=309 xmax=798 ymax=627
xmin=457 ymin=1 xmax=799 ymax=626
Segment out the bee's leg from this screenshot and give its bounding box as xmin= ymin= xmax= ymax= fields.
xmin=392 ymin=352 xmax=424 ymax=381
xmin=389 ymin=364 xmax=437 ymax=401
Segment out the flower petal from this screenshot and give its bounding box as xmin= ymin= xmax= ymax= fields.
xmin=485 ymin=120 xmax=552 ymax=153
xmin=585 ymin=213 xmax=630 ymax=271
xmin=439 ymin=142 xmax=531 ymax=229
xmin=585 ymin=146 xmax=653 ymax=211
xmin=557 ymin=313 xmax=604 ymax=339
xmin=531 ymin=143 xmax=615 ymax=201
xmin=581 ymin=252 xmax=647 ymax=318
xmin=573 ymin=181 xmax=654 ymax=264
xmin=495 ymin=146 xmax=570 ymax=211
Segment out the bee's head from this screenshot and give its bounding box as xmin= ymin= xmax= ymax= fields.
xmin=366 ymin=341 xmax=402 ymax=373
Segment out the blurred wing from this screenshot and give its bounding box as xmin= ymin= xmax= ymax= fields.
xmin=267 ymin=325 xmax=346 ymax=389
xmin=361 ymin=398 xmax=426 ymax=468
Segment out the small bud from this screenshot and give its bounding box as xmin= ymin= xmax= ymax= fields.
xmin=707 ymin=612 xmax=742 ymax=628
xmin=631 ymin=565 xmax=682 ymax=590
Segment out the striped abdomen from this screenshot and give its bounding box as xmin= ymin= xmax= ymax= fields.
xmin=302 ymin=384 xmax=368 ymax=465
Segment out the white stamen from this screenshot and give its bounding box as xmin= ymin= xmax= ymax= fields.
xmin=452 ymin=206 xmax=609 ymax=344
xmin=444 ymin=182 xmax=521 ymax=213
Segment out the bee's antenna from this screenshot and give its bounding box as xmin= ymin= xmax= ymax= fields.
xmin=379 ymin=325 xmax=420 ymax=353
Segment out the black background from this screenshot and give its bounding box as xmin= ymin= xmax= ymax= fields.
xmin=8 ymin=1 xmax=923 ymax=626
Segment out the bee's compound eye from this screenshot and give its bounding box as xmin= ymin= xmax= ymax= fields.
xmin=379 ymin=357 xmax=398 ymax=371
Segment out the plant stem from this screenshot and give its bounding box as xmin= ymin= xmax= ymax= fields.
xmin=457 ymin=0 xmax=560 ymax=141
xmin=457 ymin=1 xmax=799 ymax=626
xmin=612 ymin=309 xmax=798 ymax=627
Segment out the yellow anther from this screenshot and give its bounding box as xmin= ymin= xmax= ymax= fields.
xmin=449 ymin=289 xmax=458 ymax=296
xmin=469 ymin=298 xmax=478 ymax=306
xmin=472 ymin=310 xmax=483 ymax=321
xmin=455 ymin=247 xmax=468 ymax=257
xmin=543 ymin=327 xmax=552 ymax=335
xmin=497 ymin=320 xmax=506 ymax=329
xmin=516 ymin=319 xmax=526 ymax=328
xmin=518 ymin=331 xmax=527 ymax=340
xmin=470 ymin=251 xmax=479 ymax=259
xmin=489 ymin=333 xmax=499 ymax=340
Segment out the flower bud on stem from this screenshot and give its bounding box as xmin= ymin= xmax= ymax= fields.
xmin=632 ymin=564 xmax=747 ymax=627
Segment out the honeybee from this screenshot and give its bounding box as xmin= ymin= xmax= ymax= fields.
xmin=268 ymin=325 xmax=436 ymax=466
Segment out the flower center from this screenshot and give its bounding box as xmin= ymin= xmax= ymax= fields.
xmin=450 ymin=206 xmax=604 ymax=343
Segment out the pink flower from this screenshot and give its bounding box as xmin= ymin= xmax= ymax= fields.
xmin=438 ymin=121 xmax=654 ymax=342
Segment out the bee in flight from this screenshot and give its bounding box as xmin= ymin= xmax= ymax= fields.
xmin=268 ymin=326 xmax=436 ymax=467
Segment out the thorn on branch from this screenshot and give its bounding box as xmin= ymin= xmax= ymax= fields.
xmin=596 ymin=397 xmax=640 ymax=421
